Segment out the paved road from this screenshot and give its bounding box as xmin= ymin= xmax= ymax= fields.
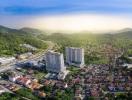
xmin=0 ymin=85 xmax=12 ymax=94
xmin=0 ymin=41 xmax=54 ymax=73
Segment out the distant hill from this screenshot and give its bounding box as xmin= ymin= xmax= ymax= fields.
xmin=0 ymin=25 xmax=131 ymax=56
xmin=0 ymin=25 xmax=46 ymax=35
xmin=0 ymin=25 xmax=27 ymax=35
xmin=20 ymin=27 xmax=46 ymax=35
xmin=115 ymin=28 xmax=132 ymax=39
xmin=116 ymin=28 xmax=132 ymax=33
xmin=0 ymin=25 xmax=47 ymax=56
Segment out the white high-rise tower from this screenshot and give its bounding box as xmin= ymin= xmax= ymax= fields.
xmin=45 ymin=50 xmax=66 ymax=73
xmin=66 ymin=47 xmax=85 ymax=67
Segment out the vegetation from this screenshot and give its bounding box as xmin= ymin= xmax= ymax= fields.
xmin=0 ymin=88 xmax=40 ymax=100
xmin=15 ymin=88 xmax=39 ymax=100
xmin=37 ymin=32 xmax=132 ymax=64
xmin=53 ymin=89 xmax=74 ymax=100
xmin=67 ymin=66 xmax=80 ymax=75
xmin=0 ymin=25 xmax=47 ymax=56
xmin=33 ymin=70 xmax=47 ymax=80
xmin=0 ymin=92 xmax=21 ymax=100
xmin=104 ymin=92 xmax=132 ymax=100
xmin=0 ymin=25 xmax=132 ymax=64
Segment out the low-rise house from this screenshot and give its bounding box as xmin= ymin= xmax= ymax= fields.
xmin=5 ymin=84 xmax=20 ymax=92
xmin=75 ymin=90 xmax=83 ymax=100
xmin=43 ymin=80 xmax=51 ymax=86
xmin=9 ymin=72 xmax=21 ymax=82
xmin=27 ymin=82 xmax=43 ymax=90
xmin=50 ymin=80 xmax=56 ymax=86
xmin=34 ymin=91 xmax=46 ymax=98
xmin=55 ymin=81 xmax=68 ymax=89
xmin=16 ymin=52 xmax=33 ymax=60
xmin=27 ymin=69 xmax=34 ymax=74
xmin=91 ymin=89 xmax=99 ymax=97
xmin=16 ymin=76 xmax=31 ymax=86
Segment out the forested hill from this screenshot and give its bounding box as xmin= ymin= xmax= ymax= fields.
xmin=37 ymin=29 xmax=132 ymax=63
xmin=20 ymin=27 xmax=46 ymax=35
xmin=115 ymin=29 xmax=132 ymax=39
xmin=0 ymin=25 xmax=47 ymax=56
xmin=0 ymin=25 xmax=132 ymax=57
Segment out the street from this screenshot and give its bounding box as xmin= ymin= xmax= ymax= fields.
xmin=0 ymin=41 xmax=54 ymax=73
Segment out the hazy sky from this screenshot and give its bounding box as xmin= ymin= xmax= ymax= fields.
xmin=0 ymin=0 xmax=132 ymax=33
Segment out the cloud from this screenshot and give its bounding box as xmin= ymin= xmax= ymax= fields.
xmin=1 ymin=14 xmax=131 ymax=33
xmin=0 ymin=0 xmax=132 ymax=33
xmin=0 ymin=0 xmax=132 ymax=15
xmin=29 ymin=14 xmax=132 ymax=33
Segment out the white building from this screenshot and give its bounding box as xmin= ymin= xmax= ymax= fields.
xmin=45 ymin=51 xmax=66 ymax=73
xmin=0 ymin=57 xmax=15 ymax=65
xmin=58 ymin=70 xmax=69 ymax=80
xmin=20 ymin=44 xmax=37 ymax=51
xmin=17 ymin=52 xmax=33 ymax=60
xmin=9 ymin=72 xmax=21 ymax=82
xmin=66 ymin=47 xmax=85 ymax=67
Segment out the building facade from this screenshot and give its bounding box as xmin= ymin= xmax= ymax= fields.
xmin=66 ymin=47 xmax=85 ymax=67
xmin=45 ymin=51 xmax=66 ymax=73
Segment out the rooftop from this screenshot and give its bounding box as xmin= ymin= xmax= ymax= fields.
xmin=66 ymin=47 xmax=83 ymax=50
xmin=46 ymin=50 xmax=62 ymax=55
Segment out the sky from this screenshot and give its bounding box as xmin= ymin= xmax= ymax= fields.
xmin=0 ymin=0 xmax=132 ymax=33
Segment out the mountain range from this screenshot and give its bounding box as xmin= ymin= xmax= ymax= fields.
xmin=0 ymin=25 xmax=132 ymax=56
xmin=0 ymin=25 xmax=132 ymax=36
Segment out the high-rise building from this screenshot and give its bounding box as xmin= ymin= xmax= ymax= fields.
xmin=66 ymin=47 xmax=85 ymax=67
xmin=45 ymin=50 xmax=66 ymax=73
